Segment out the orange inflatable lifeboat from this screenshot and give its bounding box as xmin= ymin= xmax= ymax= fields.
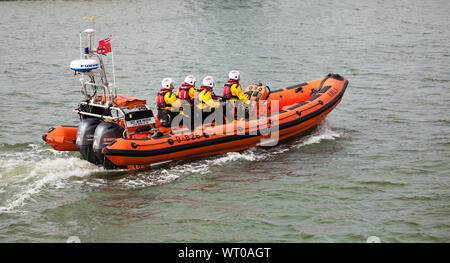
xmin=43 ymin=73 xmax=348 ymax=170
xmin=101 ymin=73 xmax=348 ymax=169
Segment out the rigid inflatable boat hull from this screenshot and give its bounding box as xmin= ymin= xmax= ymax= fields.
xmin=103 ymin=74 xmax=348 ymax=168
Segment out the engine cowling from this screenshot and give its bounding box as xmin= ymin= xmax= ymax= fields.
xmin=92 ymin=121 xmax=125 ymax=169
xmin=76 ymin=118 xmax=102 ymax=164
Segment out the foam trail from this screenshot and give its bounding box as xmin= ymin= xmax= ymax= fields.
xmin=210 ymin=149 xmax=264 ymax=165
xmin=0 ymin=157 xmax=101 ymax=212
xmin=296 ymin=122 xmax=341 ymax=148
xmin=0 ymin=144 xmax=102 ymax=212
xmin=117 ymin=161 xmax=211 ymax=188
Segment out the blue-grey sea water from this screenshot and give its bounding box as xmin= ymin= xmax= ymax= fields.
xmin=0 ymin=0 xmax=449 ymax=242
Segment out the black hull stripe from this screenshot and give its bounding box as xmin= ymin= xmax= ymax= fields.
xmin=105 ymin=80 xmax=348 ymax=157
xmin=286 ymin=82 xmax=308 ymax=90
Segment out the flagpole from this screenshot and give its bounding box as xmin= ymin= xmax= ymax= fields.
xmin=79 ymin=32 xmax=83 ymax=59
xmin=110 ymin=35 xmax=117 ymax=97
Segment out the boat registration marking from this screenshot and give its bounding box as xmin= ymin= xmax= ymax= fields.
xmin=327 ymin=88 xmax=338 ymax=97
xmin=126 ymin=117 xmax=156 ymax=128
xmin=174 ymin=134 xmax=202 ymax=143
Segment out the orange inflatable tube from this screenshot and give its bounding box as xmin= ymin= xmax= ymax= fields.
xmin=42 ymin=125 xmax=78 ymax=151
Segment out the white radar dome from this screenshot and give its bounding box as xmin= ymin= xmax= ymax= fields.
xmin=70 ymin=59 xmax=99 ymax=72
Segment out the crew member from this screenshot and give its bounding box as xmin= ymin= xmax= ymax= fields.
xmin=196 ymin=76 xmax=224 ymax=125
xmin=222 ymin=70 xmax=251 ymax=120
xmin=176 ymin=75 xmax=197 ymax=130
xmin=155 ymin=77 xmax=180 ymax=135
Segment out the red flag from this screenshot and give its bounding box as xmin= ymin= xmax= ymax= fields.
xmin=97 ymin=37 xmax=112 ymax=54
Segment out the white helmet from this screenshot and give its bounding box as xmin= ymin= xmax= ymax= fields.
xmin=228 ymin=70 xmax=240 ymax=81
xmin=202 ymin=76 xmax=214 ymax=88
xmin=184 ymin=75 xmax=196 ymax=86
xmin=161 ymin=77 xmax=174 ymax=89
